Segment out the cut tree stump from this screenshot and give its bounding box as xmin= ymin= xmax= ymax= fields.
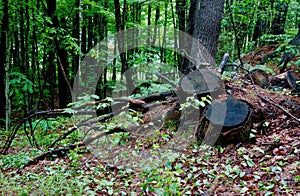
xmin=246 ymin=69 xmax=269 ymax=88
xmin=196 ymin=96 xmax=252 ymax=146
xmin=179 ymin=69 xmax=224 ymax=98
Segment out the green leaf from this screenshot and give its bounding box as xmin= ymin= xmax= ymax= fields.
xmin=264 ymin=183 xmax=275 ymax=190
xmin=243 ymin=155 xmax=255 ymax=167
xmin=249 ymin=133 xmax=256 ymax=139
xmin=265 ymin=192 xmax=274 ymax=196
xmin=239 ymin=171 xmax=246 ymax=178
xmin=271 ymin=166 xmax=282 ymax=173
xmin=90 ymin=94 xmax=99 ymax=99
xmin=199 ymin=101 xmax=206 ymax=107
xmin=100 ymin=180 xmax=114 ymax=186
xmin=174 ymin=163 xmax=182 ymax=170
xmin=9 ymin=89 xmax=14 ymax=97
xmin=63 ymin=108 xmax=76 ymax=114
xmin=185 ymin=102 xmax=191 ymax=107
xmin=120 ymin=140 xmax=126 ymax=146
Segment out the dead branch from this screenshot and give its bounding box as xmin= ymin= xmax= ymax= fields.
xmin=258 ymin=95 xmax=300 ymax=123
xmin=1 ymin=89 xmax=177 ymax=155
xmin=156 ymin=73 xmax=178 ymax=87
xmin=248 ymin=73 xmax=300 ymax=124
xmin=1 ymin=110 xmax=68 ymax=154
xmin=218 ymin=53 xmax=229 ymax=74
xmin=18 ymin=127 xmax=128 ymax=173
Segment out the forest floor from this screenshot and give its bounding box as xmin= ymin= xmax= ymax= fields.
xmin=0 ymin=45 xmax=300 ymax=195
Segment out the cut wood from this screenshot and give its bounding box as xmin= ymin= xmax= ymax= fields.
xmin=270 ymin=71 xmax=298 ymax=90
xmin=179 ymin=69 xmax=223 ymax=96
xmin=246 ymin=69 xmax=269 ymax=88
xmin=196 ymin=96 xmax=252 ymax=146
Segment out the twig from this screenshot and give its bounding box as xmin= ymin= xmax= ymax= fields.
xmin=1 ymin=110 xmax=67 ymax=154
xmin=48 ymin=126 xmax=78 ymax=148
xmin=49 ymin=111 xmax=120 ymax=148
xmin=18 ymin=127 xmax=127 ymax=173
xmin=248 ymin=74 xmax=300 ymax=124
xmin=156 ymin=73 xmax=178 ymax=87
xmin=204 ymin=177 xmax=219 ymax=196
xmin=258 ymin=95 xmax=300 ymax=123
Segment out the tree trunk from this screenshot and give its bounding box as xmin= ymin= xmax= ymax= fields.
xmin=151 ymin=7 xmax=160 ymax=46
xmin=197 ymin=96 xmax=252 ymax=146
xmin=252 ymin=18 xmax=268 ymax=42
xmin=176 ymin=0 xmax=186 ymax=69
xmin=160 ymin=1 xmax=168 ymax=63
xmin=147 ymin=5 xmax=151 ymax=46
xmin=186 ymin=0 xmax=199 ymax=36
xmin=114 ymin=0 xmax=134 ymax=96
xmin=0 ymin=0 xmax=8 ymax=127
xmin=180 ymin=0 xmax=199 ymax=74
xmin=87 ymin=10 xmax=93 ymax=51
xmin=46 ymin=0 xmax=71 ymax=108
xmin=195 ymin=0 xmax=225 ymax=61
xmin=72 ymin=0 xmax=80 ymax=86
xmin=270 ymin=2 xmax=289 ymax=35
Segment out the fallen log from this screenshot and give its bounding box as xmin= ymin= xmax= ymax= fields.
xmin=270 ymin=71 xmax=298 ymax=90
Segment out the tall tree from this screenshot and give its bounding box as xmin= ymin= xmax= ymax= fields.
xmin=195 ymin=0 xmax=225 ymax=61
xmin=72 ymin=0 xmax=80 ymax=84
xmin=0 ymin=0 xmax=8 ymax=126
xmin=176 ymin=0 xmax=187 ymax=69
xmin=270 ymin=1 xmax=289 ymax=35
xmin=182 ymin=0 xmax=224 ymax=72
xmin=45 ymin=0 xmax=72 ymax=108
xmin=180 ymin=0 xmax=199 ymax=73
xmin=114 ymin=0 xmax=134 ymax=95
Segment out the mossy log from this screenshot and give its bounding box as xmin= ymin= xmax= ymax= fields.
xmin=196 ymin=96 xmax=252 ymax=146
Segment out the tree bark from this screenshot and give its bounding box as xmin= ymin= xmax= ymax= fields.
xmin=151 ymin=7 xmax=160 ymax=46
xmin=72 ymin=0 xmax=80 ymax=85
xmin=0 ymin=0 xmax=8 ymax=127
xmin=180 ymin=0 xmax=199 ymax=74
xmin=195 ymin=0 xmax=225 ymax=61
xmin=114 ymin=0 xmax=134 ymax=96
xmin=181 ymin=0 xmax=224 ymax=72
xmin=176 ymin=0 xmax=186 ymax=69
xmin=46 ymin=0 xmax=72 ymax=108
xmin=186 ymin=0 xmax=199 ymax=36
